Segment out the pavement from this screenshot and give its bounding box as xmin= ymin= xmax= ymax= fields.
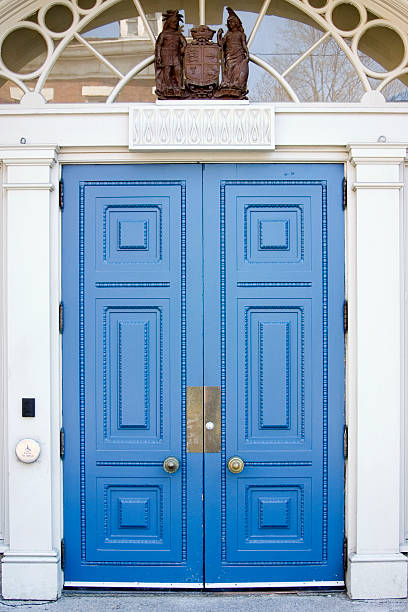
xmin=2 ymin=591 xmax=408 ymax=611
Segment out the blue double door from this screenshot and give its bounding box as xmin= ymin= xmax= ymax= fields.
xmin=62 ymin=163 xmax=345 ymax=587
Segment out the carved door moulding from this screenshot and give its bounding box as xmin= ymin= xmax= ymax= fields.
xmin=128 ymin=103 xmax=275 ymax=150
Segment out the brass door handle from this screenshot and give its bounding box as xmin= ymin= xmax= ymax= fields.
xmin=163 ymin=456 xmax=180 ymax=473
xmin=228 ymin=456 xmax=244 ymax=474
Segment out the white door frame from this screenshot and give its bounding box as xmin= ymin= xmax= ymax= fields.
xmin=0 ymin=103 xmax=407 ymax=600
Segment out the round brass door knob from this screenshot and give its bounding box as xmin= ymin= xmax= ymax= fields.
xmin=163 ymin=456 xmax=180 ymax=473
xmin=228 ymin=456 xmax=245 ymax=474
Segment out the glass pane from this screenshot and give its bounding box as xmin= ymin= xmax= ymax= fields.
xmin=357 ymin=25 xmax=405 ymax=74
xmin=116 ymin=64 xmax=156 ymax=102
xmin=45 ymin=2 xmax=156 ymax=102
xmin=248 ymin=62 xmax=292 ymax=101
xmin=1 ymin=18 xmax=47 ymax=76
xmin=382 ymin=77 xmax=408 ymax=102
xmin=0 ymin=79 xmax=25 ymax=103
xmin=285 ymin=36 xmax=364 ymax=101
xmin=206 ymin=5 xmax=260 ymax=36
xmin=249 ymin=11 xmax=323 ymax=74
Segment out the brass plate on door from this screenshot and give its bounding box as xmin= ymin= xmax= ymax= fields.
xmin=186 ymin=386 xmax=221 ymax=453
xmin=187 ymin=386 xmax=203 ymax=453
xmin=204 ymin=386 xmax=221 ymax=453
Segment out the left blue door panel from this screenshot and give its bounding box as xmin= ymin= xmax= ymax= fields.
xmin=62 ymin=165 xmax=203 ymax=584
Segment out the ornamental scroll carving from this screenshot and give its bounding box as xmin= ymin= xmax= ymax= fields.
xmin=154 ymin=8 xmax=249 ymax=100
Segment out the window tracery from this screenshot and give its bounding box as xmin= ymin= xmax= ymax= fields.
xmin=0 ymin=0 xmax=407 ymax=103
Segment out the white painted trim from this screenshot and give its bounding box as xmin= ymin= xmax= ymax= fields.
xmin=402 ymin=163 xmax=408 ymax=549
xmin=0 ymin=103 xmax=407 ymax=117
xmin=3 ymin=183 xmax=54 ymax=190
xmin=349 ymin=553 xmax=407 ymax=563
xmin=0 ymin=159 xmax=6 ymax=549
xmin=4 ymin=549 xmax=60 ymax=563
xmin=58 ymin=146 xmax=349 ymax=164
xmin=353 ymin=182 xmax=405 ymax=189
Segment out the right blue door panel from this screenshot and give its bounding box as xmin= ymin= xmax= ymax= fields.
xmin=203 ymin=164 xmax=345 ymax=584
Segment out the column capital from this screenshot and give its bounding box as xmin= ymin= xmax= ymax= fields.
xmin=0 ymin=145 xmax=59 ymax=168
xmin=347 ymin=143 xmax=407 ymax=166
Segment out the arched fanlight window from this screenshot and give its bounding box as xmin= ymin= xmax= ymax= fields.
xmin=0 ymin=0 xmax=407 ymax=103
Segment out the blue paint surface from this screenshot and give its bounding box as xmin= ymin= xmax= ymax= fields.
xmin=203 ymin=164 xmax=345 ymax=583
xmin=62 ymin=165 xmax=203 ymax=583
xmin=63 ymin=163 xmax=344 ymax=585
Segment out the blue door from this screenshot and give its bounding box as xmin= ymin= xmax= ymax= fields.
xmin=62 ymin=163 xmax=344 ymax=586
xmin=203 ymin=164 xmax=345 ymax=585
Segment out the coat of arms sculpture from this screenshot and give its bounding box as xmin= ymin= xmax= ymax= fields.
xmin=154 ymin=7 xmax=249 ymax=100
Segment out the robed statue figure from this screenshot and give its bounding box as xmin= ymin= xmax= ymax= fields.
xmin=155 ymin=10 xmax=187 ymax=98
xmin=215 ymin=7 xmax=249 ymax=98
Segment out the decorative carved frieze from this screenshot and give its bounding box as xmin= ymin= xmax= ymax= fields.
xmin=128 ymin=103 xmax=275 ymax=150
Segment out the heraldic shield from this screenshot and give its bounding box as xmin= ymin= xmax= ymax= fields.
xmin=185 ymin=44 xmax=220 ymax=86
xmin=184 ymin=25 xmax=221 ymax=95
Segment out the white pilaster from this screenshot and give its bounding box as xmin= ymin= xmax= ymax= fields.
xmin=0 ymin=146 xmax=62 ymax=600
xmin=347 ymin=144 xmax=407 ymax=599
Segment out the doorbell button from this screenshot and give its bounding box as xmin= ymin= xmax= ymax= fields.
xmin=206 ymin=421 xmax=215 ymax=430
xmin=15 ymin=439 xmax=41 ymax=464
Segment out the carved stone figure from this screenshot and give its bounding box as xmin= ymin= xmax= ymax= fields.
xmin=184 ymin=25 xmax=220 ymax=98
xmin=155 ymin=10 xmax=187 ymax=99
xmin=215 ymin=7 xmax=249 ymax=99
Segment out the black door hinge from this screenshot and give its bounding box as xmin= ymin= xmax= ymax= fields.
xmin=343 ymin=424 xmax=348 ymax=460
xmin=343 ymin=299 xmax=348 ymax=334
xmin=59 ymin=302 xmax=64 ymax=334
xmin=343 ymin=177 xmax=347 ymax=210
xmin=343 ymin=536 xmax=348 ymax=574
xmin=61 ymin=538 xmax=65 ymax=570
xmin=59 ymin=180 xmax=64 ymax=210
xmin=60 ymin=427 xmax=65 ymax=459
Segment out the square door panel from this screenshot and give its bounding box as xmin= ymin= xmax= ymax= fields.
xmin=118 ymin=219 xmax=148 ymax=251
xmin=248 ymin=487 xmax=301 ymax=539
xmin=258 ymin=219 xmax=289 ymax=251
xmin=247 ymin=208 xmax=300 ymax=263
xmin=95 ymin=197 xmax=170 ymax=270
xmin=226 ymin=476 xmax=315 ymax=562
xmin=236 ymin=196 xmax=312 ymax=272
xmin=87 ymin=476 xmax=181 ymax=562
xmin=106 ymin=486 xmax=162 ymax=541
